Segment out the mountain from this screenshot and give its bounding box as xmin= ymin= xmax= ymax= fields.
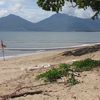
xmin=0 ymin=14 xmax=100 ymax=31
xmin=36 ymin=13 xmax=100 ymax=32
xmin=0 ymin=14 xmax=36 ymax=31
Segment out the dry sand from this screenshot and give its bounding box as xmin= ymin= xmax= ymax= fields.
xmin=0 ymin=46 xmax=100 ymax=100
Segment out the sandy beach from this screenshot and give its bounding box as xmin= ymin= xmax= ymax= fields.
xmin=0 ymin=44 xmax=100 ymax=100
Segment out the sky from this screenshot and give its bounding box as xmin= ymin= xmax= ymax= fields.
xmin=0 ymin=0 xmax=95 ymax=23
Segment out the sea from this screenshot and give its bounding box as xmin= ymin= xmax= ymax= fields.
xmin=0 ymin=32 xmax=100 ymax=58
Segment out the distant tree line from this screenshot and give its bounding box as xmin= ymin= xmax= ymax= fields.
xmin=37 ymin=0 xmax=100 ymax=19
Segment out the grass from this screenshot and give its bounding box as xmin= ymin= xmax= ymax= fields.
xmin=58 ymin=63 xmax=70 ymax=76
xmin=72 ymin=58 xmax=100 ymax=72
xmin=36 ymin=58 xmax=100 ymax=86
xmin=37 ymin=68 xmax=62 ymax=82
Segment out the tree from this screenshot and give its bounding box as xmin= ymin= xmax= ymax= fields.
xmin=37 ymin=0 xmax=100 ymax=19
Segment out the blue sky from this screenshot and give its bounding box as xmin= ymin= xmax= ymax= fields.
xmin=0 ymin=0 xmax=94 ymax=22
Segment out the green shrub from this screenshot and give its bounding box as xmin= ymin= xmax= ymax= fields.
xmin=72 ymin=58 xmax=99 ymax=72
xmin=36 ymin=59 xmax=100 ymax=86
xmin=58 ymin=63 xmax=70 ymax=76
xmin=37 ymin=68 xmax=62 ymax=82
xmin=67 ymin=73 xmax=79 ymax=86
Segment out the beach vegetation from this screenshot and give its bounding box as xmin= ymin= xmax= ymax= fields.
xmin=72 ymin=58 xmax=100 ymax=72
xmin=58 ymin=63 xmax=70 ymax=76
xmin=67 ymin=73 xmax=79 ymax=86
xmin=37 ymin=63 xmax=78 ymax=85
xmin=37 ymin=68 xmax=62 ymax=82
xmin=37 ymin=58 xmax=100 ymax=86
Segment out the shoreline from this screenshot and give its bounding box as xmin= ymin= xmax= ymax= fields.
xmin=0 ymin=42 xmax=100 ymax=60
xmin=4 ymin=42 xmax=100 ymax=51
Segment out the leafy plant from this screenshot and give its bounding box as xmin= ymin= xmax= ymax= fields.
xmin=37 ymin=68 xmax=62 ymax=82
xmin=36 ymin=59 xmax=100 ymax=86
xmin=58 ymin=63 xmax=70 ymax=76
xmin=67 ymin=73 xmax=79 ymax=86
xmin=72 ymin=58 xmax=100 ymax=72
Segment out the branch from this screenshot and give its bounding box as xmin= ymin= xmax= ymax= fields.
xmin=0 ymin=90 xmax=43 ymax=100
xmin=0 ymin=83 xmax=48 ymax=100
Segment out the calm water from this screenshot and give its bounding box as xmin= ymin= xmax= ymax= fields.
xmin=0 ymin=32 xmax=100 ymax=57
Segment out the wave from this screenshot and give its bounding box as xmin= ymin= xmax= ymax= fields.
xmin=0 ymin=42 xmax=100 ymax=60
xmin=1 ymin=42 xmax=100 ymax=51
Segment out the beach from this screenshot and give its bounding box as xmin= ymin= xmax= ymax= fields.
xmin=0 ymin=44 xmax=100 ymax=100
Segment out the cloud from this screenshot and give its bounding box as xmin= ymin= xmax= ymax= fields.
xmin=0 ymin=9 xmax=8 ymax=17
xmin=0 ymin=1 xmax=5 ymax=5
xmin=10 ymin=3 xmax=23 ymax=12
xmin=0 ymin=0 xmax=96 ymax=22
xmin=0 ymin=0 xmax=54 ymax=22
xmin=62 ymin=2 xmax=94 ymax=18
xmin=74 ymin=7 xmax=94 ymax=18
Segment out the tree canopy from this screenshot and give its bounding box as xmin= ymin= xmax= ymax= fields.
xmin=37 ymin=0 xmax=100 ymax=19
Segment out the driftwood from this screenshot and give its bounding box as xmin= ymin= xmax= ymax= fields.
xmin=0 ymin=83 xmax=48 ymax=100
xmin=0 ymin=90 xmax=43 ymax=100
xmin=62 ymin=44 xmax=100 ymax=56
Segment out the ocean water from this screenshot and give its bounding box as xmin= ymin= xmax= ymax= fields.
xmin=0 ymin=32 xmax=100 ymax=57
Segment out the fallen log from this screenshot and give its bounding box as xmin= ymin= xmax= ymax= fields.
xmin=0 ymin=83 xmax=48 ymax=100
xmin=62 ymin=44 xmax=100 ymax=56
xmin=0 ymin=90 xmax=43 ymax=100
